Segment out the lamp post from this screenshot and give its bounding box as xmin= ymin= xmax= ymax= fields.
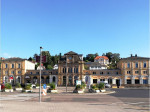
xmin=39 ymin=47 xmax=43 ymax=102
xmin=66 ymin=55 xmax=67 ymax=92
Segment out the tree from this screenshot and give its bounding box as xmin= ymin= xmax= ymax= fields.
xmin=28 ymin=57 xmax=33 ymax=61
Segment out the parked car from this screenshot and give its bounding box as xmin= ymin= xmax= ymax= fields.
xmin=105 ymin=83 xmax=111 ymax=88
xmin=1 ymin=84 xmax=5 ymax=90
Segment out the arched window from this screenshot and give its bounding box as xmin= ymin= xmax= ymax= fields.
xmin=63 ymin=76 xmax=66 ymax=85
xmin=46 ymin=76 xmax=49 ymax=84
xmin=53 ymin=76 xmax=56 ymax=82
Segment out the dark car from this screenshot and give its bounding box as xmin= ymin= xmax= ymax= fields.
xmin=1 ymin=84 xmax=5 ymax=90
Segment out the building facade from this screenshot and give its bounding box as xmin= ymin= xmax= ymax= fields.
xmin=0 ymin=53 xmax=149 ymax=87
xmin=0 ymin=58 xmax=35 ymax=84
xmin=117 ymin=55 xmax=150 ymax=86
xmin=57 ymin=51 xmax=84 ymax=86
xmin=25 ymin=70 xmax=58 ymax=84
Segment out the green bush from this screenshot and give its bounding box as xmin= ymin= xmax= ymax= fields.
xmin=91 ymin=84 xmax=96 ymax=90
xmin=25 ymin=85 xmax=31 ymax=90
xmin=5 ymin=83 xmax=12 ymax=89
xmin=97 ymin=83 xmax=105 ymax=90
xmin=81 ymin=81 xmax=86 ymax=88
xmin=75 ymin=85 xmax=82 ymax=90
xmin=36 ymin=83 xmax=39 ymax=87
xmin=15 ymin=83 xmax=21 ymax=88
xmin=50 ymin=83 xmax=56 ymax=90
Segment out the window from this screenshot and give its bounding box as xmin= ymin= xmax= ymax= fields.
xmin=43 ymin=72 xmax=45 ymax=74
xmin=18 ymin=63 xmax=21 ymax=68
xmin=5 ymin=71 xmax=8 ymax=75
xmin=76 ymin=68 xmax=78 ymax=73
xmin=68 ymin=57 xmax=72 ymax=60
xmin=127 ymin=63 xmax=130 ymax=68
xmin=12 ymin=64 xmax=14 ymax=68
xmin=143 ymin=71 xmax=147 ymax=74
xmin=100 ymin=72 xmax=103 ymax=74
xmin=36 ymin=72 xmax=39 ymax=74
xmin=18 ymin=71 xmax=21 ymax=74
xmin=127 ymin=79 xmax=131 ymax=84
xmin=93 ymin=72 xmax=96 ymax=74
xmin=135 ymin=62 xmax=138 ymax=68
xmin=143 ymin=62 xmax=146 ymax=68
xmin=143 ymin=79 xmax=148 ymax=84
xmin=135 ymin=71 xmax=139 ymax=74
xmin=5 ymin=64 xmax=8 ymax=68
xmin=100 ymin=79 xmax=105 ymax=81
xmin=116 ymin=72 xmax=118 ymax=74
xmin=93 ymin=79 xmax=97 ymax=83
xmin=135 ymin=79 xmax=140 ymax=84
xmin=11 ymin=71 xmax=14 ymax=74
xmin=107 ymin=72 xmax=109 ymax=74
xmin=127 ymin=71 xmax=130 ymax=74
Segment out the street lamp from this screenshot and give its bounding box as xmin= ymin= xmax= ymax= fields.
xmin=66 ymin=55 xmax=67 ymax=92
xmin=39 ymin=47 xmax=43 ymax=102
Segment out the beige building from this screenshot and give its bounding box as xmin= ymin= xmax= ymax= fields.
xmin=25 ymin=70 xmax=58 ymax=84
xmin=117 ymin=55 xmax=150 ymax=86
xmin=83 ymin=69 xmax=122 ymax=86
xmin=57 ymin=51 xmax=84 ymax=86
xmin=0 ymin=58 xmax=35 ymax=84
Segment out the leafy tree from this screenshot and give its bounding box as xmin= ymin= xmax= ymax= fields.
xmin=28 ymin=57 xmax=33 ymax=61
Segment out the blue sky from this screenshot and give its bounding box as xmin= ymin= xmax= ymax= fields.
xmin=0 ymin=0 xmax=149 ymax=58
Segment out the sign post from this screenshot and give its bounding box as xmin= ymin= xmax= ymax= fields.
xmin=42 ymin=84 xmax=47 ymax=96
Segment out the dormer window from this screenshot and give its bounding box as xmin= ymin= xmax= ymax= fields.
xmin=68 ymin=57 xmax=72 ymax=60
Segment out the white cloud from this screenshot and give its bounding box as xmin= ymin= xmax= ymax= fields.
xmin=2 ymin=53 xmax=12 ymax=58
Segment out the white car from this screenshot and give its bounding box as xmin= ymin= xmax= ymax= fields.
xmin=105 ymin=83 xmax=111 ymax=88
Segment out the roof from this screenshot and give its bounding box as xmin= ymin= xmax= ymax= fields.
xmin=2 ymin=57 xmax=26 ymax=61
xmin=95 ymin=56 xmax=109 ymax=60
xmin=120 ymin=56 xmax=150 ymax=60
xmin=64 ymin=51 xmax=78 ymax=55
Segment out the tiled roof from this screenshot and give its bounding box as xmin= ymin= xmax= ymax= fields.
xmin=64 ymin=51 xmax=78 ymax=55
xmin=2 ymin=57 xmax=26 ymax=61
xmin=95 ymin=56 xmax=109 ymax=60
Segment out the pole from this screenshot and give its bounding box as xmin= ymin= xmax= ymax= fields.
xmin=39 ymin=47 xmax=42 ymax=102
xmin=66 ymin=55 xmax=67 ymax=92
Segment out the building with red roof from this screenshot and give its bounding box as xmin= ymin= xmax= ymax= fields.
xmin=94 ymin=56 xmax=109 ymax=65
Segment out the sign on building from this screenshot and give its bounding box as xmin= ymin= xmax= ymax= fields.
xmin=36 ymin=56 xmax=47 ymax=63
xmin=76 ymin=80 xmax=81 ymax=85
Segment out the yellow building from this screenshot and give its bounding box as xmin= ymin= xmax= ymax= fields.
xmin=57 ymin=51 xmax=84 ymax=86
xmin=0 ymin=58 xmax=35 ymax=85
xmin=117 ymin=55 xmax=150 ymax=86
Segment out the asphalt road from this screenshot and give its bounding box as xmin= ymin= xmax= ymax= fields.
xmin=108 ymin=88 xmax=150 ymax=111
xmin=0 ymin=87 xmax=149 ymax=112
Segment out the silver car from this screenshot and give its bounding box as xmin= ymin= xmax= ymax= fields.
xmin=105 ymin=83 xmax=111 ymax=88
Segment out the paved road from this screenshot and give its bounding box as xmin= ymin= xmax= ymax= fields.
xmin=0 ymin=87 xmax=149 ymax=112
xmin=108 ymin=88 xmax=150 ymax=111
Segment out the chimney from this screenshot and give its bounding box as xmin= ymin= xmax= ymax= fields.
xmin=131 ymin=54 xmax=133 ymax=57
xmin=135 ymin=54 xmax=137 ymax=57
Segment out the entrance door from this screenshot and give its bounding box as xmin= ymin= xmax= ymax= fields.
xmin=116 ymin=79 xmax=120 ymax=87
xmin=63 ymin=76 xmax=66 ymax=85
xmin=68 ymin=76 xmax=72 ymax=86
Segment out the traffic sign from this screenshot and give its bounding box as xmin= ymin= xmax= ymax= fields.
xmin=43 ymin=84 xmax=47 ymax=89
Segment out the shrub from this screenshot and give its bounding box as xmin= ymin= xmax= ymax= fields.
xmin=97 ymin=83 xmax=105 ymax=90
xmin=75 ymin=85 xmax=82 ymax=90
xmin=36 ymin=83 xmax=39 ymax=87
xmin=5 ymin=83 xmax=12 ymax=89
xmin=15 ymin=83 xmax=21 ymax=88
xmin=91 ymin=84 xmax=96 ymax=90
xmin=25 ymin=85 xmax=31 ymax=90
xmin=81 ymin=81 xmax=86 ymax=88
xmin=50 ymin=83 xmax=56 ymax=90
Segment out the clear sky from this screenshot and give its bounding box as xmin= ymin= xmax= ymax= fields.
xmin=0 ymin=0 xmax=149 ymax=59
